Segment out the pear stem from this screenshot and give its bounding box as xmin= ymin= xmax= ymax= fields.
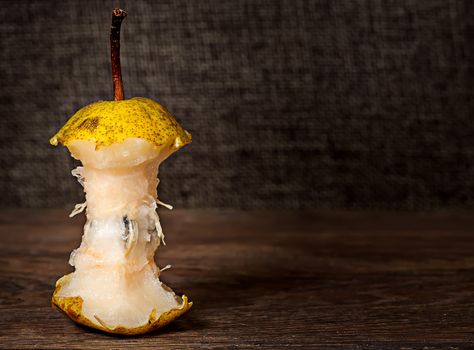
xmin=111 ymin=8 xmax=127 ymax=101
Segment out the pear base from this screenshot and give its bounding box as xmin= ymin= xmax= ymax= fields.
xmin=52 ymin=273 xmax=192 ymax=335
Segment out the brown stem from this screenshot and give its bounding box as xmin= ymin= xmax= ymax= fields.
xmin=110 ymin=8 xmax=127 ymax=101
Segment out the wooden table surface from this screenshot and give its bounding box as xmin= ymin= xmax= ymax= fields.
xmin=0 ymin=209 xmax=473 ymax=349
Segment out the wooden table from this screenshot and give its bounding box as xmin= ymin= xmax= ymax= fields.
xmin=0 ymin=209 xmax=473 ymax=349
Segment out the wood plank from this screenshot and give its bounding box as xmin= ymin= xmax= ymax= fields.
xmin=0 ymin=209 xmax=473 ymax=349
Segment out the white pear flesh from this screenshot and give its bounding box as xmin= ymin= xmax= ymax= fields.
xmin=57 ymin=138 xmax=185 ymax=330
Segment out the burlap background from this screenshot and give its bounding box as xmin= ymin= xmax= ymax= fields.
xmin=0 ymin=0 xmax=472 ymax=209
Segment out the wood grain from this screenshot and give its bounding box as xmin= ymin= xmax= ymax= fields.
xmin=0 ymin=209 xmax=473 ymax=349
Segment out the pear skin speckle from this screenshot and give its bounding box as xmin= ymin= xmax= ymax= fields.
xmin=50 ymin=97 xmax=192 ymax=149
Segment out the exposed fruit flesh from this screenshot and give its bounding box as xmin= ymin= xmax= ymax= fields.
xmin=53 ymin=137 xmax=192 ymax=332
xmin=67 ymin=138 xmax=176 ymax=218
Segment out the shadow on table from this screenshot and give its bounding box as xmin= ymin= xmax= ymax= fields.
xmin=71 ymin=310 xmax=207 ymax=338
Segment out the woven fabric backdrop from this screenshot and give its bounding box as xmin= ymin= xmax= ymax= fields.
xmin=0 ymin=0 xmax=473 ymax=209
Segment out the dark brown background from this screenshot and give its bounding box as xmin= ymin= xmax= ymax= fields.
xmin=0 ymin=0 xmax=473 ymax=210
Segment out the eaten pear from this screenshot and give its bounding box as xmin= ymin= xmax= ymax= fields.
xmin=50 ymin=8 xmax=192 ymax=335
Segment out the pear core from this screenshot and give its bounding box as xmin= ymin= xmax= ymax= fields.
xmin=51 ymin=99 xmax=192 ymax=334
